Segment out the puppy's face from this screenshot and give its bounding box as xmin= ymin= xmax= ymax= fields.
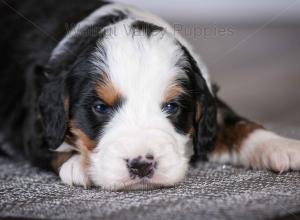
xmin=43 ymin=20 xmax=216 ymax=190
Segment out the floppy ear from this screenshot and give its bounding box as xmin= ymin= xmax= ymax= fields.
xmin=192 ymin=74 xmax=218 ymax=161
xmin=22 ymin=65 xmax=68 ymax=169
xmin=38 ymin=72 xmax=68 ymax=150
xmin=178 ymin=44 xmax=217 ymax=161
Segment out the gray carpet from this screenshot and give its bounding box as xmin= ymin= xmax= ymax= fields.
xmin=1 ymin=124 xmax=300 ymax=220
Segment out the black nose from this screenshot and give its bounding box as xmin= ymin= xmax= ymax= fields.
xmin=127 ymin=157 xmax=154 ymax=178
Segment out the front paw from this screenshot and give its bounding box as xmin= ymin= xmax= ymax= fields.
xmin=243 ymin=130 xmax=300 ymax=172
xmin=59 ymin=154 xmax=91 ymax=187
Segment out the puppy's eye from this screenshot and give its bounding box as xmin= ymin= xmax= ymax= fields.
xmin=162 ymin=102 xmax=179 ymax=115
xmin=93 ymin=101 xmax=111 ymax=114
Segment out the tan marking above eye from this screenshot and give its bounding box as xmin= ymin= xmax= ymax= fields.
xmin=96 ymin=74 xmax=122 ymax=106
xmin=163 ymin=82 xmax=186 ymax=103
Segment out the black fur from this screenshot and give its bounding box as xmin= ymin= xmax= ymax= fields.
xmin=179 ymin=45 xmax=218 ymax=161
xmin=131 ymin=20 xmax=163 ymax=38
xmin=164 ymin=78 xmax=195 ymax=135
xmin=65 ymin=55 xmax=125 ymax=142
xmin=0 ymin=0 xmax=126 ymax=168
xmin=48 ymin=10 xmax=127 ymax=72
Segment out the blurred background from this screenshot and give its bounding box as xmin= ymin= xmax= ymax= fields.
xmin=115 ymin=0 xmax=300 ymax=131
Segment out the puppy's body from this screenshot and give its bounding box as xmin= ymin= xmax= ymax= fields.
xmin=1 ymin=0 xmax=300 ymax=190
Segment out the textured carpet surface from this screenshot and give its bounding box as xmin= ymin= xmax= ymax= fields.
xmin=1 ymin=124 xmax=300 ymax=220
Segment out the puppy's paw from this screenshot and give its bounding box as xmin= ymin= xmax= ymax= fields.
xmin=241 ymin=130 xmax=300 ymax=172
xmin=59 ymin=154 xmax=90 ymax=187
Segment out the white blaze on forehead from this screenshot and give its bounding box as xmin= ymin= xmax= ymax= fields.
xmin=94 ymin=19 xmax=186 ymax=105
xmin=120 ymin=4 xmax=211 ymax=90
xmin=51 ymin=2 xmax=211 ymax=91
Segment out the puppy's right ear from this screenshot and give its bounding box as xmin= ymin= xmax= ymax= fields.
xmin=38 ymin=72 xmax=68 ymax=150
xmin=23 ymin=65 xmax=68 ymax=169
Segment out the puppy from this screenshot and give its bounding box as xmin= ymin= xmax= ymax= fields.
xmin=1 ymin=0 xmax=300 ymax=190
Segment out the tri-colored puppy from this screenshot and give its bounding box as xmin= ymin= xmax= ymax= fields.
xmin=1 ymin=0 xmax=299 ymax=190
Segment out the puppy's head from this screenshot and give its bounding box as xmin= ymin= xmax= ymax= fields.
xmin=40 ymin=19 xmax=217 ymax=190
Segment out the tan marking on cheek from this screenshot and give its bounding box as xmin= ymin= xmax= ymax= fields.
xmin=73 ymin=128 xmax=96 ymax=168
xmin=68 ymin=120 xmax=96 ymax=150
xmin=164 ymin=83 xmax=185 ymax=103
xmin=81 ymin=142 xmax=92 ymax=169
xmin=68 ymin=120 xmax=97 ymax=168
xmin=96 ymin=74 xmax=122 ymax=106
xmin=76 ymin=129 xmax=97 ymax=152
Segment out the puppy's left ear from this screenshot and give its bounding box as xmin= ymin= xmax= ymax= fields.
xmin=179 ymin=45 xmax=217 ymax=161
xmin=192 ymin=74 xmax=218 ymax=161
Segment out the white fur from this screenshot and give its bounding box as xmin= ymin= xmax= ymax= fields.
xmin=240 ymin=129 xmax=300 ymax=172
xmin=59 ymin=154 xmax=90 ymax=188
xmin=54 ymin=142 xmax=75 ymax=152
xmin=209 ymin=129 xmax=300 ymax=172
xmin=117 ymin=4 xmax=212 ymax=90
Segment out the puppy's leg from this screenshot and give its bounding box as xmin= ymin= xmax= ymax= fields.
xmin=209 ymin=98 xmax=300 ymax=172
xmin=59 ymin=154 xmax=90 ymax=187
xmin=52 ymin=142 xmax=91 ymax=187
